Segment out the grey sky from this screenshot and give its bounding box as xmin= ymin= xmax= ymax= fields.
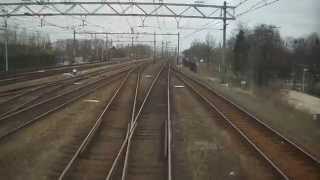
xmin=2 ymin=0 xmax=320 ymax=50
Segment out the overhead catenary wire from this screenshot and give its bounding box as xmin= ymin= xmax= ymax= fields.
xmin=116 ymin=0 xmax=134 ymax=32
xmin=5 ymin=17 xmax=71 ymax=34
xmin=182 ymin=21 xmax=222 ymax=39
xmin=234 ymin=0 xmax=251 ymax=8
xmin=6 ymin=0 xmax=110 ymax=34
xmin=236 ymin=0 xmax=280 ymax=17
xmin=36 ymin=0 xmax=109 ymax=31
xmin=0 ymin=0 xmax=281 ymax=49
xmin=1 ymin=4 xmax=75 ymax=35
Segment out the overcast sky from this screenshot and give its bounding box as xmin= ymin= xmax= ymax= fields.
xmin=2 ymin=0 xmax=320 ymax=50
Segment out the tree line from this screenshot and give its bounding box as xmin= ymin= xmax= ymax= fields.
xmin=0 ymin=27 xmax=55 ymax=72
xmin=0 ymin=28 xmax=153 ymax=72
xmin=183 ymin=24 xmax=320 ymax=96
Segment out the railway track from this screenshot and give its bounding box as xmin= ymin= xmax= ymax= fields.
xmin=105 ymin=64 xmax=170 ymax=180
xmin=0 ymin=60 xmax=144 ymax=93
xmin=174 ymin=69 xmax=320 ymax=180
xmin=0 ymin=62 xmax=108 ymax=85
xmin=0 ymin=65 xmax=138 ymax=140
xmin=58 ymin=68 xmax=139 ymax=180
xmin=0 ymin=59 xmax=136 ymax=85
xmin=0 ymin=62 xmax=145 ymax=118
xmin=57 ymin=63 xmax=172 ymax=180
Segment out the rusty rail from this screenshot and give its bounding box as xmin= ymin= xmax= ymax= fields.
xmin=105 ymin=64 xmax=165 ymax=180
xmin=167 ymin=64 xmax=173 ymax=180
xmin=175 ymin=69 xmax=320 ymax=180
xmin=58 ymin=69 xmax=133 ymax=180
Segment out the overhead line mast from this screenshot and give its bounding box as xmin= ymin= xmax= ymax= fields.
xmin=76 ymin=31 xmax=179 ymax=63
xmin=0 ymin=1 xmax=236 ymax=20
xmin=0 ymin=0 xmax=281 ymax=74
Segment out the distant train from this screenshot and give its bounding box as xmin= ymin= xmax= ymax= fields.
xmin=182 ymin=57 xmax=198 ymax=73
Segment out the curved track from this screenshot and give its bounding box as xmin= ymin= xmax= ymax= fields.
xmin=116 ymin=65 xmax=169 ymax=180
xmin=174 ymin=69 xmax=320 ymax=180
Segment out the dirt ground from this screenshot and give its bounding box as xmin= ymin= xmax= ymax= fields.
xmin=0 ymin=62 xmax=160 ymax=180
xmin=125 ymin=66 xmax=167 ymax=180
xmin=172 ymin=75 xmax=280 ymax=180
xmin=184 ymin=63 xmax=320 ymax=159
xmin=0 ymin=77 xmax=122 ymax=180
xmin=65 ymin=71 xmax=138 ymax=180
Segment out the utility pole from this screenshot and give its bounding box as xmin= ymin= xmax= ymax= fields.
xmin=105 ymin=34 xmax=108 ymax=48
xmin=222 ymin=1 xmax=227 ymax=82
xmin=73 ymin=29 xmax=76 ymax=64
xmin=175 ymin=47 xmax=177 ymax=62
xmin=4 ymin=17 xmax=8 ymax=72
xmin=110 ymin=39 xmax=113 ymax=61
xmin=177 ymin=32 xmax=180 ymax=65
xmin=165 ymin=41 xmax=168 ymax=58
xmin=95 ymin=34 xmax=99 ymax=61
xmin=104 ymin=34 xmax=108 ymax=61
xmin=161 ymin=41 xmax=164 ymax=58
xmin=131 ymin=36 xmax=134 ymax=60
xmin=75 ymin=31 xmax=182 ymax=63
xmin=153 ymin=32 xmax=156 ymax=63
xmin=302 ymin=68 xmax=308 ymax=92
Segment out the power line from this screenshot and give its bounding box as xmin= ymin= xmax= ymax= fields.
xmin=235 ymin=0 xmax=251 ymax=8
xmin=116 ymin=0 xmax=134 ymax=31
xmin=182 ymin=21 xmax=222 ymax=39
xmin=236 ymin=0 xmax=280 ymax=17
xmin=27 ymin=0 xmax=109 ymax=32
xmin=1 ymin=4 xmax=74 ymax=32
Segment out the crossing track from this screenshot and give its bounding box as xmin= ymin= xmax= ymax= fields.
xmin=174 ymin=69 xmax=320 ymax=180
xmin=57 ymin=62 xmax=168 ymax=180
xmin=57 ymin=67 xmax=139 ymax=180
xmin=104 ymin=64 xmax=171 ymax=180
xmin=0 ymin=61 xmax=145 ymax=118
xmin=0 ymin=64 xmax=139 ymax=141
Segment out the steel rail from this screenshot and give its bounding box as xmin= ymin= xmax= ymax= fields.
xmin=176 ymin=69 xmax=320 ymax=165
xmin=0 ymin=59 xmax=146 ymax=88
xmin=175 ymin=69 xmax=320 ymax=179
xmin=0 ymin=62 xmax=107 ymax=84
xmin=167 ymin=64 xmax=172 ymax=180
xmin=174 ymin=72 xmax=289 ymax=180
xmin=130 ymin=65 xmax=165 ymax=131
xmin=0 ymin=60 xmax=107 ymax=79
xmin=105 ymin=64 xmax=165 ymax=180
xmin=0 ymin=61 xmax=139 ymax=118
xmin=0 ymin=83 xmax=47 ymax=99
xmin=0 ymin=57 xmax=136 ymax=81
xmin=0 ymin=67 xmax=133 ymax=141
xmin=0 ymin=89 xmax=26 ymax=97
xmin=121 ymin=66 xmax=142 ymax=180
xmin=0 ymin=66 xmax=131 ymax=122
xmin=0 ymin=59 xmax=143 ymax=89
xmin=58 ymin=69 xmax=133 ymax=180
